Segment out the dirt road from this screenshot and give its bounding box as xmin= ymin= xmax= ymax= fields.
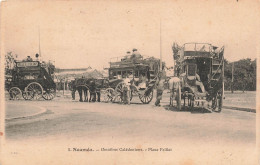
xmin=3 ymin=98 xmax=257 ymax=165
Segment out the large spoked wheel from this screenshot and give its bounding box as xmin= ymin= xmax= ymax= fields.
xmin=212 ymin=90 xmax=223 ymax=112
xmin=9 ymin=87 xmax=22 ymax=100
xmin=139 ymin=88 xmax=153 ymax=104
xmin=26 ymin=82 xmax=43 ymax=100
xmin=42 ymin=88 xmax=56 ymax=100
xmin=22 ymin=90 xmax=34 ymax=100
xmin=175 ymin=83 xmax=182 ymax=110
xmin=129 ymin=86 xmax=138 ymax=101
xmin=102 ymin=88 xmax=115 ymax=102
xmin=114 ymin=82 xmax=126 ymax=103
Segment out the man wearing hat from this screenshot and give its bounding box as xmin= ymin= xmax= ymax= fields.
xmin=130 ymin=48 xmax=142 ymax=62
xmin=121 ymin=51 xmax=131 ymax=61
xmin=26 ymin=56 xmax=33 ymax=61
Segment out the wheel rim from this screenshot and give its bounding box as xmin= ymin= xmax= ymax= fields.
xmin=103 ymin=88 xmax=114 ymax=102
xmin=115 ymin=82 xmax=124 ymax=93
xmin=139 ymin=89 xmax=153 ymax=104
xmin=114 ymin=82 xmax=125 ymax=103
xmin=22 ymin=90 xmax=34 ymax=100
xmin=26 ymin=82 xmax=43 ymax=100
xmin=9 ymin=87 xmax=22 ymax=100
xmin=113 ymin=94 xmax=123 ymax=103
xmin=42 ymin=88 xmax=56 ymax=100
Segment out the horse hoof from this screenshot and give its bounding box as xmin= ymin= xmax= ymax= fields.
xmin=79 ymin=100 xmax=83 ymax=102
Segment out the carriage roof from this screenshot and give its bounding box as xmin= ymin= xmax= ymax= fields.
xmin=109 ymin=55 xmax=160 ymax=70
xmin=180 ymin=43 xmax=222 ymax=59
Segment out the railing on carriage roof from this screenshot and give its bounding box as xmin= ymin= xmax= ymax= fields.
xmin=182 ymin=43 xmax=218 ymax=58
xmin=109 ymin=55 xmax=155 ymax=68
xmin=109 ymin=55 xmax=151 ymax=63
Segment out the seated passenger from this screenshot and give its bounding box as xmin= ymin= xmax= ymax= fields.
xmin=117 ymin=75 xmax=122 ymax=79
xmin=138 ymin=74 xmax=147 ymax=90
xmin=128 ymin=73 xmax=134 ymax=79
xmin=121 ymin=51 xmax=131 ymax=61
xmin=195 ymin=73 xmax=205 ymax=93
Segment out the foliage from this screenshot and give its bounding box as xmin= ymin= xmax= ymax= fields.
xmin=224 ymin=58 xmax=256 ymax=91
xmin=5 ymin=52 xmax=17 ymax=75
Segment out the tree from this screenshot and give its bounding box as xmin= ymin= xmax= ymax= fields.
xmin=224 ymin=58 xmax=256 ymax=91
xmin=5 ymin=52 xmax=17 ymax=75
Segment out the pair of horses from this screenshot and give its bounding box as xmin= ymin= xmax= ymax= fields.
xmin=70 ymin=78 xmax=107 ymax=102
xmin=70 ymin=77 xmax=182 ymax=106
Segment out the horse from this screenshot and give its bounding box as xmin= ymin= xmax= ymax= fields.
xmin=73 ymin=78 xmax=91 ymax=102
xmin=168 ymin=76 xmax=181 ymax=109
xmin=74 ymin=78 xmax=108 ymax=102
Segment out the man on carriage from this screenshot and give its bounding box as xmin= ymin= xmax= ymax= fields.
xmin=22 ymin=56 xmax=33 ymax=62
xmin=138 ymin=73 xmax=147 ymax=90
xmin=130 ymin=48 xmax=142 ymax=63
xmin=121 ymin=51 xmax=131 ymax=61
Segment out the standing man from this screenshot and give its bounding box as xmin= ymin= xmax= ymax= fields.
xmin=122 ymin=73 xmax=131 ymax=105
xmin=155 ymin=65 xmax=167 ymax=106
xmin=70 ymin=80 xmax=76 ymax=100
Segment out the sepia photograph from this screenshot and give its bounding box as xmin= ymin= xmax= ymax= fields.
xmin=0 ymin=0 xmax=259 ymax=164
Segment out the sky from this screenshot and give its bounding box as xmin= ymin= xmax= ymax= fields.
xmin=1 ymin=0 xmax=259 ymax=70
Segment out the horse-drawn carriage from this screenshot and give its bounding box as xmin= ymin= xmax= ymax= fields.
xmin=70 ymin=52 xmax=163 ymax=104
xmin=101 ymin=54 xmax=162 ymax=104
xmin=171 ymin=43 xmax=224 ymax=112
xmin=7 ymin=60 xmax=56 ymax=100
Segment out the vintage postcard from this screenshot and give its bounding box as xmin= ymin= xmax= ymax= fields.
xmin=0 ymin=0 xmax=259 ymax=164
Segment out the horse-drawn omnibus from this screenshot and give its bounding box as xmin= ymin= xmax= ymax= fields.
xmin=102 ymin=54 xmax=162 ymax=104
xmin=171 ymin=43 xmax=224 ymax=112
xmin=7 ymin=60 xmax=56 ymax=100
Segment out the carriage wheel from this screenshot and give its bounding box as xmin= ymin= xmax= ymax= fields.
xmin=42 ymin=88 xmax=56 ymax=100
xmin=139 ymin=88 xmax=153 ymax=104
xmin=26 ymin=82 xmax=43 ymax=100
xmin=175 ymin=83 xmax=182 ymax=110
xmin=212 ymin=90 xmax=223 ymax=112
xmin=103 ymin=88 xmax=115 ymax=102
xmin=9 ymin=87 xmax=22 ymax=100
xmin=22 ymin=91 xmax=34 ymax=100
xmin=114 ymin=82 xmax=126 ymax=103
xmin=115 ymin=82 xmax=124 ymax=93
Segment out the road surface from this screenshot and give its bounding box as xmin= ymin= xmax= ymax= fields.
xmin=3 ymin=95 xmax=257 ymax=165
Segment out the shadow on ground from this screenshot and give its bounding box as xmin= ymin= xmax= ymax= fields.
xmin=164 ymin=105 xmax=212 ymax=114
